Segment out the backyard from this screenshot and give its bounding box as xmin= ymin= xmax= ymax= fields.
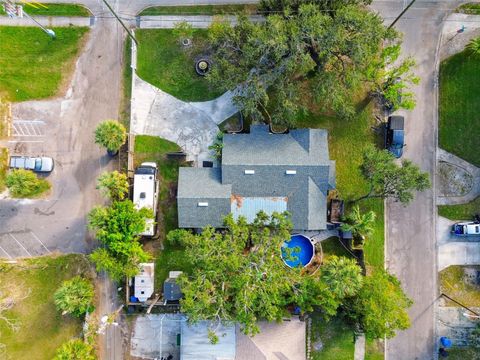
xmin=135 ymin=29 xmax=224 ymax=101
xmin=439 ymin=47 xmax=480 ymax=167
xmin=0 ymin=255 xmax=92 ymax=360
xmin=0 ymin=26 xmax=89 ymax=101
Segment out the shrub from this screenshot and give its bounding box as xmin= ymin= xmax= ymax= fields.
xmin=53 ymin=339 xmax=95 ymax=360
xmin=54 ymin=276 xmax=94 ymax=317
xmin=6 ymin=168 xmax=50 ymax=198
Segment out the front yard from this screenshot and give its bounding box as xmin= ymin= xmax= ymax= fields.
xmin=438 ymin=196 xmax=480 ymax=220
xmin=439 ymin=48 xmax=480 ymax=167
xmin=440 ymin=265 xmax=480 ymax=307
xmin=139 ymin=4 xmax=257 ymax=16
xmin=298 ymin=105 xmax=385 ymax=271
xmin=0 ymin=255 xmax=92 ymax=360
xmin=135 ymin=29 xmax=224 ymax=101
xmin=0 ymin=26 xmax=89 ymax=101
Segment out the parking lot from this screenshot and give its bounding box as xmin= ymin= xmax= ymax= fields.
xmin=0 ymin=231 xmax=51 ymax=258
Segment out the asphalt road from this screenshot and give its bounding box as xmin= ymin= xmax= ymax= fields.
xmin=371 ymin=1 xmax=461 ymax=359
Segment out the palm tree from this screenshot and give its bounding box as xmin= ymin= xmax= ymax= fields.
xmin=320 ymin=256 xmax=363 ymax=299
xmin=467 ymin=37 xmax=480 ymax=56
xmin=97 ymin=171 xmax=129 ymax=201
xmin=340 ymin=206 xmax=376 ymax=243
xmin=94 ymin=120 xmax=126 ymax=155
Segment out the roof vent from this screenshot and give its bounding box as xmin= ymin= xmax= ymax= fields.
xmin=286 ymin=170 xmax=297 ymax=175
xmin=198 ymin=202 xmax=208 ymax=207
xmin=244 ymin=170 xmax=255 ymax=175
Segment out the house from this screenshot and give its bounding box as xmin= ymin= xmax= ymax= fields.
xmin=133 ymin=263 xmax=154 ymax=302
xmin=177 ymin=125 xmax=335 ymax=231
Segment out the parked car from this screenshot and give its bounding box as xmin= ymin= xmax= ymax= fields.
xmin=384 ymin=115 xmax=405 ymax=158
xmin=9 ymin=156 xmax=54 ymax=173
xmin=451 ymin=221 xmax=480 ymax=236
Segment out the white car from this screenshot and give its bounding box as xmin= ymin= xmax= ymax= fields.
xmin=451 ymin=221 xmax=480 ymax=236
xmin=9 ymin=156 xmax=54 ymax=173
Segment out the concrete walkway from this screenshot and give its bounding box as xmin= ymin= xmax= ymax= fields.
xmin=354 ymin=334 xmax=366 ymax=360
xmin=437 ymin=148 xmax=480 ymax=205
xmin=0 ymin=15 xmax=92 ymax=27
xmin=138 ymin=14 xmax=264 ymax=29
xmin=440 ymin=13 xmax=480 ymax=60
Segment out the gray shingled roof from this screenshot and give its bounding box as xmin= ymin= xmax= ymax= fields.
xmin=177 ymin=125 xmax=335 ymax=230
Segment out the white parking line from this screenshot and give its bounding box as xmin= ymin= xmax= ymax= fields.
xmin=29 ymin=232 xmax=51 ymax=254
xmin=9 ymin=233 xmax=32 ymax=257
xmin=12 ymin=120 xmax=45 ymax=137
xmin=8 ymin=140 xmax=45 ymax=143
xmin=0 ymin=245 xmax=11 ymax=259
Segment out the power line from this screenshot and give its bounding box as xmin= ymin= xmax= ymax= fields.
xmin=101 ymin=0 xmax=137 ymax=45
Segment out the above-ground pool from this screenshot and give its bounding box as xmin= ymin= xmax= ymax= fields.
xmin=281 ymin=234 xmax=315 ymax=268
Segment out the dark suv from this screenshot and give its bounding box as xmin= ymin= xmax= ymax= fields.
xmin=384 ymin=115 xmax=405 ymax=158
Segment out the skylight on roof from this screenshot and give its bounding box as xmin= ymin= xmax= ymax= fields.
xmin=198 ymin=202 xmax=208 ymax=207
xmin=244 ymin=170 xmax=255 ymax=175
xmin=286 ymin=170 xmax=297 ymax=175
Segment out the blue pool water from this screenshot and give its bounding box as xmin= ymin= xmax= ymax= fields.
xmin=281 ymin=234 xmax=315 ymax=268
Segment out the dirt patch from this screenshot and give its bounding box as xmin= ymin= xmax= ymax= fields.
xmin=437 ymin=161 xmax=474 ymax=196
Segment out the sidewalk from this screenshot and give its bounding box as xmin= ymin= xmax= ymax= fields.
xmin=138 ymin=14 xmax=264 ymax=29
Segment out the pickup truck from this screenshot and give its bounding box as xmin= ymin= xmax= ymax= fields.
xmin=385 ymin=115 xmax=405 ymax=158
xmin=9 ymin=156 xmax=54 ymax=173
xmin=451 ymin=221 xmax=480 ymax=236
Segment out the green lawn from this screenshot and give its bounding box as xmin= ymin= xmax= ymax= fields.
xmin=457 ymin=3 xmax=480 ymax=15
xmin=440 ymin=265 xmax=480 ymax=307
xmin=136 ymin=29 xmax=224 ymax=101
xmin=439 ymin=49 xmax=480 ymax=167
xmin=20 ymin=3 xmax=90 ymax=16
xmin=0 ymin=255 xmax=92 ymax=360
xmin=0 ymin=26 xmax=89 ymax=102
xmin=120 ymin=37 xmax=132 ymax=128
xmin=297 ymin=106 xmax=385 ymax=271
xmin=438 ymin=196 xmax=480 ymax=220
xmin=139 ymin=4 xmax=257 ymax=16
xmin=311 ymin=314 xmax=355 ymax=360
xmin=447 ymin=346 xmax=480 ymax=360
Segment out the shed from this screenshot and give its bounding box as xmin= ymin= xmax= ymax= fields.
xmin=134 ymin=263 xmax=154 ymax=302
xmin=164 ymin=271 xmax=183 ymax=303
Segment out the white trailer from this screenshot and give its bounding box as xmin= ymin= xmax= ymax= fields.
xmin=133 ymin=162 xmax=158 ymax=237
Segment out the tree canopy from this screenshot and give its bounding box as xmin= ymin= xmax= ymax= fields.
xmin=54 ymin=276 xmax=94 ymax=317
xmin=88 ymin=200 xmax=152 ymax=280
xmin=53 ymin=339 xmax=96 ymax=360
xmin=168 ymin=212 xmax=364 ymax=335
xmin=347 ymin=270 xmax=412 ymax=340
xmin=94 ymin=120 xmax=126 ymax=153
xmin=357 ymin=146 xmax=430 ymax=203
xmin=207 ymin=2 xmax=400 ymax=126
xmin=96 ymin=171 xmax=129 ymax=201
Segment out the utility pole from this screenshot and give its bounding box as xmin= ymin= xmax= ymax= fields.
xmin=388 ymin=0 xmax=417 ymax=30
xmin=101 ymin=0 xmax=137 ymax=45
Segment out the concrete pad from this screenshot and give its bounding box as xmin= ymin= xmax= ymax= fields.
xmin=130 ymin=314 xmax=186 ymax=360
xmin=440 ymin=13 xmax=480 ymax=60
xmin=131 ymin=74 xmax=218 ymax=163
xmin=437 ymin=307 xmax=479 ymax=346
xmin=439 ymin=242 xmax=480 ymax=271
